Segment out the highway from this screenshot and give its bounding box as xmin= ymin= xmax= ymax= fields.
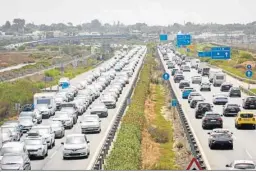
xmin=158 ymin=48 xmax=256 ymax=170
xmin=26 ymin=46 xmax=146 ymax=170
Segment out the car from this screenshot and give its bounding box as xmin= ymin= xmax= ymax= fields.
xmin=242 ymin=96 xmax=256 ymax=109
xmin=60 ymin=103 xmax=78 ymax=124
xmin=188 ymin=92 xmax=202 ymax=103
xmin=226 ymin=160 xmax=256 ymax=170
xmin=35 ymin=104 xmax=52 ymax=119
xmin=191 ymin=76 xmax=202 ymax=84
xmin=51 ymin=111 xmax=74 ymax=129
xmin=235 ymin=111 xmax=256 ymax=129
xmin=2 ymin=121 xmax=22 ymax=138
xmin=190 ymin=96 xmax=205 ymax=108
xmin=182 ymin=87 xmax=195 ymax=99
xmin=202 ymin=112 xmax=223 ymax=129
xmin=208 ymin=131 xmax=233 ymax=149
xmin=1 ymin=125 xmax=21 ymax=141
xmin=18 ymin=117 xmax=35 ymax=133
xmin=49 ymin=121 xmax=65 ymax=138
xmin=223 ymin=104 xmax=241 ymax=117
xmin=195 ymin=102 xmax=213 ymax=119
xmin=61 ymin=134 xmax=90 ymax=159
xmin=179 ymin=80 xmax=190 ymax=89
xmin=30 ymin=125 xmax=55 ymax=149
xmin=182 ymin=65 xmax=190 ymax=72
xmin=89 ymin=103 xmax=108 ymax=118
xmin=220 ymin=82 xmax=233 ymax=92
xmin=24 ymin=131 xmax=48 ymax=159
xmin=0 ymin=128 xmax=13 ymax=143
xmin=171 ymin=68 xmax=179 ymax=76
xmin=0 ymin=153 xmax=31 ymax=170
xmin=213 ymin=95 xmax=228 ymax=105
xmin=209 ymin=128 xmax=233 ymax=135
xmin=0 ymin=142 xmax=28 ymax=161
xmin=200 ymin=82 xmax=211 ymax=91
xmin=229 ymin=87 xmax=241 ymax=97
xmin=167 ymin=62 xmax=175 ymax=69
xmin=80 ymin=115 xmax=101 ymax=133
xmin=100 ymin=95 xmax=117 ymax=109
xmin=174 ymin=74 xmax=184 ymax=83
xmin=19 ymin=111 xmax=37 ymax=124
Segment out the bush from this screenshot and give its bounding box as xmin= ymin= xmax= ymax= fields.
xmin=104 ymin=54 xmax=154 ymax=170
xmin=44 ymin=69 xmax=60 ymax=77
xmin=18 ymin=45 xmax=26 ymax=51
xmin=148 ymin=126 xmax=170 ymax=143
xmin=240 ymin=51 xmax=253 ymax=60
xmin=37 ymin=46 xmax=46 ymax=51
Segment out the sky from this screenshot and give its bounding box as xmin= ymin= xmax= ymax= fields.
xmin=0 ymin=0 xmax=255 ymax=26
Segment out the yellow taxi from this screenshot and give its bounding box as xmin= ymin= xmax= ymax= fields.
xmin=235 ymin=111 xmax=256 ymax=129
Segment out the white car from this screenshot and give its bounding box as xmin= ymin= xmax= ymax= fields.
xmin=80 ymin=115 xmax=101 ymax=133
xmin=61 ymin=134 xmax=90 ymax=159
xmin=30 ymin=125 xmax=55 ymax=149
xmin=226 ymin=160 xmax=256 ymax=170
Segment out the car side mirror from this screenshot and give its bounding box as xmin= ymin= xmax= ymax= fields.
xmin=87 ymin=140 xmax=90 ymax=143
xmin=220 ymin=115 xmax=223 ymax=117
xmin=226 ymin=164 xmax=230 ymax=167
xmin=207 ymin=132 xmax=210 ymax=134
xmin=61 ymin=142 xmax=64 ymax=145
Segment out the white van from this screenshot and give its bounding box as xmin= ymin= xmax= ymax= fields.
xmin=209 ymin=69 xmax=223 ymax=83
xmin=213 ymin=73 xmax=226 ymax=87
xmin=34 ymin=92 xmax=57 ymax=118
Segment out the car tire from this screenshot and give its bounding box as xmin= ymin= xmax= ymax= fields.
xmin=49 ymin=143 xmax=53 ymax=149
xmin=202 ymin=125 xmax=206 ymax=129
xmin=53 ymin=140 xmax=55 ymax=147
xmin=209 ymin=143 xmax=214 ymax=150
xmin=63 ymin=156 xmax=67 ymax=160
xmin=230 ymin=144 xmax=233 ymax=150
xmin=46 ymin=150 xmax=48 ymax=156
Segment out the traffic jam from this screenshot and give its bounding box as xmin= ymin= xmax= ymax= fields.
xmin=0 ymin=45 xmax=146 ymax=170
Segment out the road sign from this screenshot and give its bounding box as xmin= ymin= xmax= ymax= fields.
xmin=247 ymin=64 xmax=252 ymax=70
xmin=186 ymin=158 xmax=202 ymax=170
xmin=171 ymin=99 xmax=177 ymax=107
xmin=162 ymin=73 xmax=170 ymax=80
xmin=211 ymin=47 xmax=231 ymax=59
xmin=177 ymin=34 xmax=191 ymax=46
xmin=160 ymin=34 xmax=168 ymax=41
xmin=246 ymin=70 xmax=253 ymax=78
xmin=198 ymin=51 xmax=212 ymax=57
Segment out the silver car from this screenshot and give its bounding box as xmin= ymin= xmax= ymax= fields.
xmin=226 ymin=160 xmax=256 ymax=170
xmin=52 ymin=112 xmax=74 ymax=129
xmin=18 ymin=117 xmax=35 ymax=133
xmin=90 ymin=103 xmax=108 ymax=118
xmin=188 ymin=92 xmax=202 ymax=103
xmin=1 ymin=125 xmax=20 ymax=141
xmin=0 ymin=129 xmax=13 ymax=143
xmin=0 ymin=153 xmax=31 ymax=170
xmin=192 ymin=76 xmax=202 ymax=84
xmin=30 ymin=125 xmax=55 ymax=149
xmin=213 ymin=95 xmax=228 ymax=105
xmin=24 ymin=131 xmax=48 ymax=159
xmin=35 ymin=104 xmax=51 ymax=119
xmin=80 ymin=115 xmax=101 ymax=133
xmin=0 ymin=142 xmax=28 ymax=161
xmin=61 ymin=134 xmax=90 ymax=159
xmin=100 ymin=95 xmax=117 ymax=109
xmin=50 ymin=121 xmax=65 ymax=138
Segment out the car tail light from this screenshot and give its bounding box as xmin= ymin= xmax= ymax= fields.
xmin=218 ymin=118 xmax=222 ymax=121
xmin=252 ymin=118 xmax=255 ymax=121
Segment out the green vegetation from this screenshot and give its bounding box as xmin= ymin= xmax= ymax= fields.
xmin=18 ymin=45 xmax=26 ymax=51
xmin=250 ymin=89 xmax=256 ymax=94
xmin=0 ymin=57 xmax=99 ymax=123
xmin=105 ymin=54 xmax=154 ymax=170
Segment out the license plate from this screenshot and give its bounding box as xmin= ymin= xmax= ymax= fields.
xmin=211 ymin=120 xmax=216 ymax=122
xmin=250 ymin=105 xmax=255 ymax=107
xmin=243 ymin=119 xmax=250 ymax=121
xmin=230 ymin=109 xmax=236 ymax=112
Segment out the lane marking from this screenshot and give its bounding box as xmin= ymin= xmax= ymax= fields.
xmin=245 ymin=149 xmax=253 ymax=159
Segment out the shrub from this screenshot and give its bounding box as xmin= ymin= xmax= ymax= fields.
xmin=37 ymin=46 xmax=46 ymax=51
xmin=148 ymin=126 xmax=170 ymax=143
xmin=18 ymin=45 xmax=26 ymax=51
xmin=44 ymin=69 xmax=60 ymax=77
xmin=240 ymin=51 xmax=253 ymax=60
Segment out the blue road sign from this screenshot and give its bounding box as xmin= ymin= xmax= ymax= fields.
xmin=211 ymin=47 xmax=231 ymax=59
xmin=247 ymin=64 xmax=252 ymax=70
xmin=163 ymin=73 xmax=170 ymax=80
xmin=171 ymin=99 xmax=177 ymax=107
xmin=160 ymin=34 xmax=168 ymax=41
xmin=176 ymin=34 xmax=191 ymax=46
xmin=246 ymin=70 xmax=253 ymax=78
xmin=61 ymin=82 xmax=70 ymax=89
xmin=198 ymin=51 xmax=212 ymax=57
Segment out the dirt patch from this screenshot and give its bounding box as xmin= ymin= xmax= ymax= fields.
xmin=141 ymin=85 xmax=161 ymax=169
xmin=0 ymin=52 xmax=35 ymax=68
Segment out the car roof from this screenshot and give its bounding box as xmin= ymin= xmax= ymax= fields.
xmin=2 ymin=142 xmax=24 ymax=147
xmin=66 ymin=134 xmax=84 ymax=138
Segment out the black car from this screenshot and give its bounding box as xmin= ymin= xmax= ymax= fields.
xmin=220 ymin=83 xmax=233 ymax=92
xmin=174 ymin=74 xmax=184 ymax=83
xmin=195 ymin=102 xmax=213 ymax=119
xmin=179 ymin=80 xmax=190 ymax=89
xmin=202 ymin=112 xmax=223 ymax=129
xmin=223 ymin=104 xmax=241 ymax=117
xmin=229 ymin=87 xmax=241 ymax=97
xmin=190 ymin=96 xmax=204 ymax=108
xmin=243 ymin=96 xmax=256 ymax=109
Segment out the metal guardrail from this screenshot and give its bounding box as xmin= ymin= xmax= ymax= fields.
xmin=239 ymin=86 xmax=256 ymax=96
xmin=157 ymin=50 xmax=207 ymax=170
xmin=91 ymin=53 xmax=146 ymax=170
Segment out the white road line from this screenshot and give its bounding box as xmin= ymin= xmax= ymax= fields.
xmin=245 ymin=149 xmax=253 ymax=159
xmin=50 ymin=150 xmax=58 ymax=159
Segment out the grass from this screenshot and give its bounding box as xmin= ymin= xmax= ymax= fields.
xmin=250 ymin=89 xmax=256 ymax=94
xmin=0 ymin=57 xmax=100 ymax=123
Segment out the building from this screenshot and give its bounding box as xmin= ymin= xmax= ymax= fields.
xmin=53 ymin=31 xmax=65 ymax=37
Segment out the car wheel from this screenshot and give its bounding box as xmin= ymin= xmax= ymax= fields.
xmin=230 ymin=144 xmax=233 ymax=150
xmin=63 ymin=156 xmax=67 ymax=160
xmin=209 ymin=143 xmax=214 ymax=150
xmin=49 ymin=143 xmax=53 ymax=149
xmin=202 ymin=125 xmax=206 ymax=129
xmin=46 ymin=150 xmax=48 ymax=156
xmin=53 ymin=140 xmax=55 ymax=147
xmin=62 ymin=131 xmax=65 ymax=137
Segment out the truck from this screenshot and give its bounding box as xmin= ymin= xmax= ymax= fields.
xmin=190 ymin=59 xmax=200 ymax=69
xmin=213 ymin=73 xmax=226 ymax=87
xmin=197 ymin=62 xmax=208 ymax=74
xmin=34 ymin=92 xmax=57 ymax=118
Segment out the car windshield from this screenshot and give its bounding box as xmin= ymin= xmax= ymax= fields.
xmin=55 ymin=113 xmax=69 ymax=118
xmin=84 ymin=117 xmax=98 ymax=122
xmin=0 ymin=147 xmax=23 ymax=156
xmin=205 ymin=114 xmax=220 ymax=118
xmin=240 ymin=114 xmax=254 ymax=118
xmin=30 ymin=128 xmax=50 ymax=134
xmin=1 ymin=155 xmax=23 ymax=165
xmin=227 ymin=105 xmax=239 ymax=108
xmin=213 ymin=133 xmax=229 ymax=138
xmin=37 ymin=99 xmax=51 ymax=105
xmin=234 ymin=163 xmax=255 ymax=169
xmin=66 ymin=136 xmax=85 ymax=144
xmin=213 ymin=129 xmax=230 ymax=134
xmin=61 ymin=104 xmax=74 ymax=108
xmin=216 ymin=76 xmax=224 ymax=80
xmin=248 ymin=97 xmax=256 ymax=101
xmin=199 ymin=103 xmax=211 ymax=108
xmin=191 ymin=93 xmax=200 ymax=97
xmin=19 ymin=118 xmax=32 ymax=123
xmin=25 ymin=139 xmax=42 ymax=145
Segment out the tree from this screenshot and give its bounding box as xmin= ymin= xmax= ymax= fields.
xmin=2 ymin=21 xmax=11 ymax=32
xmin=13 ymin=18 xmax=25 ymax=33
xmin=91 ymin=19 xmax=101 ymax=29
xmin=67 ymin=22 xmax=73 ymax=27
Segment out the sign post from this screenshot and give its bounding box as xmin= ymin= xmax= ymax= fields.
xmin=176 ymin=34 xmax=191 ymax=47
xmin=246 ymin=65 xmax=253 ymax=89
